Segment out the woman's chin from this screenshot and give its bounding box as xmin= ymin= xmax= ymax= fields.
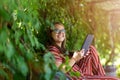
xmin=56 ymin=39 xmax=64 ymax=43
xmin=59 ymin=39 xmax=65 ymax=42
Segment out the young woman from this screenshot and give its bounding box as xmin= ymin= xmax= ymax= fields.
xmin=46 ymin=22 xmax=105 ymax=79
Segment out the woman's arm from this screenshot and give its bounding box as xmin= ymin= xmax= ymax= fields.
xmin=65 ymin=50 xmax=84 ymax=71
xmin=51 ymin=49 xmax=84 ymax=73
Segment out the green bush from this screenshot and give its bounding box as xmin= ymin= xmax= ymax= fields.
xmin=0 ymin=0 xmax=90 ymax=80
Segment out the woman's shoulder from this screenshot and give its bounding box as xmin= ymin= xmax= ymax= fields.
xmin=47 ymin=45 xmax=61 ymax=53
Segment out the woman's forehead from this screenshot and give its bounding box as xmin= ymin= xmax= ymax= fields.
xmin=54 ymin=24 xmax=64 ymax=29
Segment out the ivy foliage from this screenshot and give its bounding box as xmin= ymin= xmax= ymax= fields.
xmin=0 ymin=0 xmax=90 ymax=80
xmin=0 ymin=0 xmax=56 ymax=80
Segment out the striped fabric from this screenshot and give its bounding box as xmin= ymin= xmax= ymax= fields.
xmin=48 ymin=46 xmax=65 ymax=62
xmin=73 ymin=45 xmax=105 ymax=76
xmin=48 ymin=45 xmax=105 ymax=79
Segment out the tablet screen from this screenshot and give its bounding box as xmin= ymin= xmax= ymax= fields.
xmin=81 ymin=34 xmax=94 ymax=55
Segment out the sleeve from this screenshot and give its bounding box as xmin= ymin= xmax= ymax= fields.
xmin=48 ymin=46 xmax=63 ymax=64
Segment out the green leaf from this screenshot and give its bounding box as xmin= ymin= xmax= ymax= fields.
xmin=0 ymin=27 xmax=8 ymax=44
xmin=0 ymin=6 xmax=10 ymax=21
xmin=0 ymin=44 xmax=4 ymax=52
xmin=0 ymin=68 xmax=9 ymax=80
xmin=26 ymin=49 xmax=34 ymax=60
xmin=15 ymin=30 xmax=23 ymax=45
xmin=69 ymin=70 xmax=81 ymax=77
xmin=5 ymin=42 xmax=15 ymax=61
xmin=44 ymin=52 xmax=57 ymax=80
xmin=16 ymin=56 xmax=28 ymax=76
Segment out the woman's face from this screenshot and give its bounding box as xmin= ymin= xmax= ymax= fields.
xmin=51 ymin=24 xmax=66 ymax=43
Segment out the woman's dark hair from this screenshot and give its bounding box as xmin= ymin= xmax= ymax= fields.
xmin=46 ymin=22 xmax=66 ymax=54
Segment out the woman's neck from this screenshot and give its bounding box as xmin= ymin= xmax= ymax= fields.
xmin=56 ymin=42 xmax=62 ymax=48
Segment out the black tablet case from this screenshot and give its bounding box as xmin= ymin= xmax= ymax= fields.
xmin=81 ymin=34 xmax=94 ymax=55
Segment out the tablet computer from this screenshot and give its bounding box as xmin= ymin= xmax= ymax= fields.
xmin=81 ymin=34 xmax=94 ymax=55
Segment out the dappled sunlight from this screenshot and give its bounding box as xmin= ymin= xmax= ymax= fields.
xmin=114 ymin=48 xmax=120 ymax=65
xmin=84 ymin=0 xmax=120 ymax=78
xmin=0 ymin=0 xmax=120 ymax=79
xmin=85 ymin=0 xmax=120 ymax=64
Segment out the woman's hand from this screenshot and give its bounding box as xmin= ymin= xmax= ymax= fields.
xmin=66 ymin=49 xmax=90 ymax=71
xmin=72 ymin=49 xmax=85 ymax=62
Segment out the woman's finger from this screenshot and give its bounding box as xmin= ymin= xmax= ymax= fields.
xmin=80 ymin=49 xmax=85 ymax=57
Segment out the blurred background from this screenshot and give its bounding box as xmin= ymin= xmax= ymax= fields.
xmin=0 ymin=0 xmax=120 ymax=80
